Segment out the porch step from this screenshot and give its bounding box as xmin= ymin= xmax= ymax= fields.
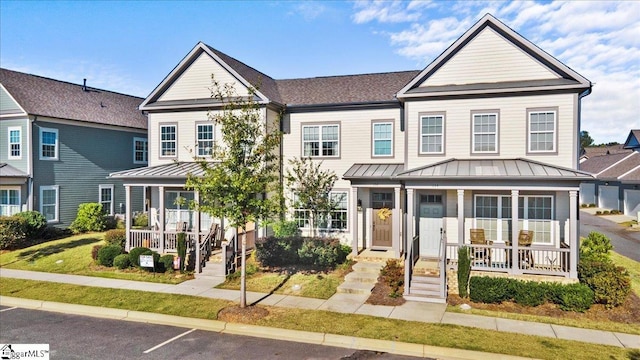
xmin=408 ymin=273 xmax=446 ymax=303
xmin=337 ymin=261 xmax=384 ymax=295
xmin=403 ymin=294 xmax=447 ymax=304
xmin=344 ymin=271 xmax=379 ymax=284
xmin=336 ymin=281 xmax=377 ymax=295
xmin=413 ymin=259 xmax=440 ymax=276
xmin=352 ymin=261 xmax=384 ymax=274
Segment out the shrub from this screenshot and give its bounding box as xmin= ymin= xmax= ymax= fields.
xmin=113 ymin=254 xmax=131 ymax=269
xmin=578 ymin=258 xmax=631 ymax=308
xmin=158 ymin=254 xmax=175 ymax=273
xmin=580 ymin=203 xmax=588 ymax=208
xmin=513 ymin=281 xmax=546 ymax=307
xmin=128 ymin=247 xmax=151 ymax=267
xmin=558 ymin=283 xmax=594 ymax=312
xmin=457 ymin=246 xmax=471 ymax=298
xmin=177 ymin=232 xmax=187 ymax=273
xmin=133 ymin=212 xmax=148 ymax=227
xmin=70 ymin=203 xmax=106 ymax=233
xmin=0 ymin=216 xmax=28 ymax=250
xmin=595 ymin=210 xmax=602 ymax=215
xmin=589 ymin=203 xmax=596 ymax=208
xmin=104 ymin=229 xmax=126 ymax=249
xmin=380 ymin=259 xmax=404 ymax=298
xmin=97 ymin=245 xmax=123 ymax=267
xmin=297 ymin=238 xmax=349 ymax=268
xmin=580 ymin=231 xmax=612 ymax=262
xmin=610 ymin=209 xmax=620 ymax=215
xmin=469 ymin=276 xmax=515 ymax=304
xmin=255 ymin=236 xmax=303 ymax=267
xmin=603 ymin=210 xmax=610 ymax=215
xmin=14 ymin=211 xmax=47 ymax=239
xmin=271 ymin=220 xmax=300 ymax=237
xmin=91 ymin=245 xmax=103 ymax=260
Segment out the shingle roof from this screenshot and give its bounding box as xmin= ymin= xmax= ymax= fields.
xmin=598 ymin=152 xmax=640 ymax=180
xmin=581 ymin=144 xmax=631 ymax=159
xmin=0 ymin=68 xmax=147 ymax=130
xmin=579 ymin=152 xmax=634 ymax=174
xmin=396 ymin=158 xmax=592 ymax=180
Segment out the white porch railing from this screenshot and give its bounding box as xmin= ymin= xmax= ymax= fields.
xmin=129 ymin=229 xmax=196 ymax=253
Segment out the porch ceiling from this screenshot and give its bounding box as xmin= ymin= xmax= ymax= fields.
xmin=395 ymin=158 xmax=593 ymax=181
xmin=108 ymin=162 xmax=208 ymax=180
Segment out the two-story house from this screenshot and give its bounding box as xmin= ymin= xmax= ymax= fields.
xmin=0 ymin=68 xmax=148 ymax=227
xmin=112 ymin=14 xmax=592 ymax=302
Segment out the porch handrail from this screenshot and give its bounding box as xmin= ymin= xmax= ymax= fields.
xmin=439 ymin=230 xmax=446 ymax=299
xmin=404 ymin=235 xmax=420 ymax=296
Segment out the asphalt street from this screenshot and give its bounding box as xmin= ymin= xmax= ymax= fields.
xmin=0 ymin=306 xmax=424 ymax=360
xmin=580 ymin=211 xmax=640 ymax=262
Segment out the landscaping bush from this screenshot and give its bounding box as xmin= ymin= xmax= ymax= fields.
xmin=595 ymin=210 xmax=602 ymax=215
xmin=69 ymin=203 xmax=106 ymax=233
xmin=177 ymin=232 xmax=187 ymax=273
xmin=457 ymin=246 xmax=471 ymax=298
xmin=104 ymin=229 xmax=126 ymax=249
xmin=558 ymin=283 xmax=594 ymax=312
xmin=271 ymin=220 xmax=300 ymax=237
xmin=128 ymin=247 xmax=152 ymax=267
xmin=133 ymin=212 xmax=148 ymax=227
xmin=603 ymin=210 xmax=610 ymax=215
xmin=581 ymin=203 xmax=588 ymax=208
xmin=91 ymin=245 xmax=103 ymax=260
xmin=587 ymin=264 xmax=631 ymax=309
xmin=113 ymin=253 xmax=131 ymax=269
xmin=610 ymin=209 xmax=620 ymax=215
xmin=297 ymin=238 xmax=350 ymax=268
xmin=513 ymin=281 xmax=546 ymax=307
xmin=469 ymin=276 xmax=516 ymax=304
xmin=97 ymin=245 xmax=123 ymax=267
xmin=380 ymin=259 xmax=404 ymax=298
xmin=580 ymin=231 xmax=612 ymax=262
xmin=14 ymin=211 xmax=47 ymax=239
xmin=0 ymin=216 xmax=28 ymax=250
xmin=255 ymin=236 xmax=349 ymax=268
xmin=255 ymin=236 xmax=303 ymax=267
xmin=158 ymin=254 xmax=175 ymax=273
xmin=588 ymin=203 xmax=596 ymax=207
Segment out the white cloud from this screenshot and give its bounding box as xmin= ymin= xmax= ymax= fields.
xmin=289 ymin=1 xmax=328 ymax=21
xmin=352 ymin=0 xmax=640 ymax=144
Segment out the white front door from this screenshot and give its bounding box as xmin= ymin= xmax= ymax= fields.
xmin=419 ymin=203 xmax=443 ymax=258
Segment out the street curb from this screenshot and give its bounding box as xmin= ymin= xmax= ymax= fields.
xmin=0 ymin=296 xmax=537 ymax=359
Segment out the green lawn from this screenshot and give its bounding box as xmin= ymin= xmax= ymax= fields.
xmin=0 ymin=277 xmax=632 ymax=360
xmin=0 ymin=233 xmax=191 ymax=284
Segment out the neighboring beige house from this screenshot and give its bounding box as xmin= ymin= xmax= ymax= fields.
xmin=111 ymin=14 xmax=592 ymax=302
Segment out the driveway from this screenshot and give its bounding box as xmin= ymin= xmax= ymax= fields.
xmin=580 ymin=211 xmax=640 ymax=262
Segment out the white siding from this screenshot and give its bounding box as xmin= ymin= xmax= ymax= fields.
xmin=406 ymin=93 xmax=576 ymax=169
xmin=420 ymin=27 xmax=559 ymax=87
xmin=158 ymin=52 xmax=250 ymax=102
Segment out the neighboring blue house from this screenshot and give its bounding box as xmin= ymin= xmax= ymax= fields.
xmin=0 ymin=68 xmax=148 ymax=227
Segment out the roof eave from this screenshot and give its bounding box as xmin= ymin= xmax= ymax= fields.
xmin=397 ymin=83 xmax=590 ymax=99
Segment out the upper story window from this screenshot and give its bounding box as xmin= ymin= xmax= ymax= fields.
xmin=39 ymin=127 xmax=58 ymax=160
xmin=372 ymin=121 xmax=393 ymax=157
xmin=528 ymin=110 xmax=556 ymax=153
xmin=302 ymin=124 xmax=339 ymax=158
xmin=160 ymin=124 xmax=177 ymax=157
xmin=472 ymin=113 xmax=498 ymax=153
xmin=133 ymin=137 xmax=148 ymax=164
xmin=197 ymin=123 xmax=214 ymax=157
xmin=528 ymin=111 xmax=557 ymax=153
xmin=8 ymin=127 xmax=21 ymax=159
xmin=420 ymin=114 xmax=444 ymax=154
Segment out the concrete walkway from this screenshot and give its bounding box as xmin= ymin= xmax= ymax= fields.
xmin=1 ymin=268 xmax=638 ymax=350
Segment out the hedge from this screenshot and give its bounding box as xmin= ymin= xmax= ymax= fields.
xmin=0 ymin=216 xmax=28 ymax=250
xmin=255 ymin=236 xmax=350 ymax=268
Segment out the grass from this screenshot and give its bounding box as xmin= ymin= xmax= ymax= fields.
xmin=0 ymin=277 xmax=632 ymax=360
xmin=0 ymin=233 xmax=191 ymax=284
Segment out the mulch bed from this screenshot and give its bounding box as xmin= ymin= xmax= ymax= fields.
xmin=218 ymin=305 xmax=270 ymax=323
xmin=365 ymin=277 xmax=405 ymax=306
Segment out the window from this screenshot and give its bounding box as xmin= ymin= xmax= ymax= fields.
xmin=165 ymin=191 xmax=194 ymax=230
xmin=99 ymin=185 xmax=114 ymax=216
xmin=302 ymin=124 xmax=339 ymax=157
xmin=293 ymin=191 xmax=348 ymax=231
xmin=197 ymin=123 xmax=214 ymax=157
xmin=40 ymin=185 xmax=59 ymax=222
xmin=133 ymin=137 xmax=148 ymax=164
xmin=40 ymin=128 xmax=58 ymax=160
xmin=8 ymin=127 xmax=21 ymax=159
xmin=420 ymin=114 xmax=444 ymax=154
xmin=472 ymin=113 xmax=498 ymax=153
xmin=373 ymin=191 xmax=394 ymax=209
xmin=474 ymin=194 xmax=553 ymax=244
xmin=160 ymin=124 xmax=177 ymax=157
xmin=372 ymin=122 xmax=393 ymax=156
xmin=0 ymin=188 xmax=21 ymax=216
xmin=528 ymin=110 xmax=556 ymax=152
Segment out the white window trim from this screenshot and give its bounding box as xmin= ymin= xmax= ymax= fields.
xmin=419 ymin=114 xmax=445 ymax=155
xmin=8 ymin=126 xmax=22 ymax=160
xmin=293 ymin=190 xmax=348 ymax=231
xmin=0 ymin=187 xmax=21 ymax=217
xmin=40 ymin=185 xmax=59 ymax=223
xmin=196 ymin=122 xmax=215 ymax=157
xmin=99 ymin=184 xmax=114 ymax=216
xmin=301 ymin=124 xmax=340 ymax=158
xmin=159 ymin=124 xmax=177 ymax=158
xmin=372 ymin=121 xmax=393 ymax=157
xmin=39 ymin=127 xmax=59 ymax=160
xmin=472 ymin=113 xmax=498 ymax=154
xmin=528 ymin=110 xmax=557 ymax=153
xmin=133 ymin=137 xmax=148 ymax=164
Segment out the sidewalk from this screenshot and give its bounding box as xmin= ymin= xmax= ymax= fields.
xmin=1 ymin=267 xmax=638 ymax=351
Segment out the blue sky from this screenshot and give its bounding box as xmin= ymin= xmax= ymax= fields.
xmin=1 ymin=0 xmax=638 ymax=144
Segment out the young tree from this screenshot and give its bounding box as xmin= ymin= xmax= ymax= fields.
xmin=186 ymin=78 xmax=281 ymax=308
xmin=285 ymin=157 xmax=339 ymax=236
xmin=580 ymin=130 xmax=594 ymax=149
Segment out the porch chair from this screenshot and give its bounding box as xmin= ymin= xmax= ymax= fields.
xmin=470 ymin=228 xmax=492 ymax=267
xmin=518 ymin=230 xmax=535 ymax=269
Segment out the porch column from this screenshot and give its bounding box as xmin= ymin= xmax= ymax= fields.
xmin=393 ymin=186 xmax=401 ymax=258
xmin=569 ymin=190 xmax=578 ymax=278
xmin=159 ymin=186 xmax=165 ymax=253
xmin=125 ymin=185 xmax=131 ymax=252
xmin=404 ymin=188 xmax=415 ymax=296
xmin=511 ymin=190 xmax=520 ymax=275
xmin=195 ymin=191 xmax=201 ymax=271
xmin=351 ymin=187 xmax=359 ymax=257
xmin=457 ymin=189 xmax=464 ymax=245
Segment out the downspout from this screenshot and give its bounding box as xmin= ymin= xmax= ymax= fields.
xmin=575 ymin=85 xmax=592 ymax=273
xmin=28 ymin=116 xmax=35 ymax=211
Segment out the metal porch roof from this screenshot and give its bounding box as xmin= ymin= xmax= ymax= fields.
xmin=343 ymin=163 xmax=405 ymax=180
xmin=0 ymin=163 xmax=29 ymax=177
xmin=109 ymin=162 xmax=207 ymax=179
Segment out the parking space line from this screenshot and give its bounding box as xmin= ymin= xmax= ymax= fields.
xmin=0 ymin=307 xmax=18 ymax=312
xmin=143 ymin=328 xmax=197 ymax=354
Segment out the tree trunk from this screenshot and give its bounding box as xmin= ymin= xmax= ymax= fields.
xmin=240 ymin=231 xmax=247 ymax=308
